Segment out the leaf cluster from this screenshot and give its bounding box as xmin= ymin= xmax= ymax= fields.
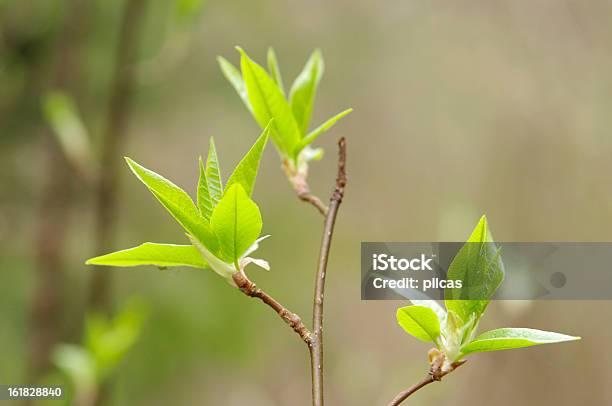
xmin=396 ymin=216 xmax=580 ymax=368
xmin=218 ymin=47 xmax=352 ymax=173
xmin=86 ymin=126 xmax=272 ymax=281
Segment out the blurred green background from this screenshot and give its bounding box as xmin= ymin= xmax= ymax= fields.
xmin=1 ymin=0 xmax=611 ymax=404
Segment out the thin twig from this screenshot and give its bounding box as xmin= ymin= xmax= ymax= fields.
xmin=310 ymin=137 xmax=347 ymax=406
xmin=233 ymin=138 xmax=346 ymax=405
xmin=232 ymin=272 xmax=313 ymax=344
xmin=90 ymin=0 xmax=148 ymax=313
xmin=387 ymin=360 xmax=466 ymax=406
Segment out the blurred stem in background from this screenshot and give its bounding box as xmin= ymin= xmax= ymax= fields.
xmin=28 ymin=0 xmax=90 ymax=385
xmin=89 ymin=0 xmax=149 ymax=314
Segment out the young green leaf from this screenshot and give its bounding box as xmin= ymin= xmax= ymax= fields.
xmin=461 ymin=328 xmax=580 ymax=355
xmin=294 ymin=108 xmax=353 ymax=157
xmin=210 ymin=184 xmax=263 ymax=264
xmin=237 ymin=47 xmax=300 ymax=156
xmin=267 ymin=47 xmax=285 ymax=97
xmin=125 ymin=157 xmax=218 ymax=252
xmin=397 ymin=305 xmax=441 ymax=343
xmin=225 ymin=123 xmax=271 ymax=196
xmin=217 ymin=56 xmax=252 ymax=113
xmin=289 ymin=49 xmax=324 ymax=134
xmin=206 ymin=137 xmax=223 ymax=208
xmin=86 ymin=243 xmax=207 ymax=269
xmin=410 ymin=300 xmax=447 ymax=326
xmin=197 ymin=157 xmax=213 ymax=221
xmin=445 ymin=215 xmax=504 ymax=325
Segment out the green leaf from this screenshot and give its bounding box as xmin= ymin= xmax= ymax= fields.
xmin=86 ymin=243 xmax=207 ymax=269
xmin=217 ymin=56 xmax=252 ymax=113
xmin=206 ymin=137 xmax=223 ymax=208
xmin=461 ymin=328 xmax=580 ymax=355
xmin=237 ymin=47 xmax=300 ymax=156
xmin=397 ymin=305 xmax=441 ymax=343
xmin=410 ymin=300 xmax=447 ymax=325
xmin=267 ymin=47 xmax=285 ymax=97
xmin=197 ymin=157 xmax=213 ymax=221
xmin=445 ymin=215 xmax=504 ymax=324
xmin=294 ymin=108 xmax=353 ymax=156
xmin=225 ymin=123 xmax=271 ymax=196
xmin=289 ymin=49 xmax=324 ymax=134
xmin=125 ymin=157 xmax=218 ymax=252
xmin=210 ymin=184 xmax=262 ymax=264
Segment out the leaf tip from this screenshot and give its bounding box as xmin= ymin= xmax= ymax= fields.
xmin=209 ymin=136 xmax=217 ymax=150
xmin=476 ymin=214 xmax=489 ymax=231
xmin=263 ymin=117 xmax=275 ymax=131
xmin=85 ymin=255 xmax=105 ymax=266
xmin=216 ymin=55 xmax=227 ymax=65
xmin=125 ymin=156 xmax=143 ymax=170
xmin=124 ymin=156 xmax=138 ymax=171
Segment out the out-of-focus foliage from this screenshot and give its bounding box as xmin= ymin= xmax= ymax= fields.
xmin=42 ymin=91 xmax=93 ymax=175
xmin=53 ymin=300 xmax=147 ymax=400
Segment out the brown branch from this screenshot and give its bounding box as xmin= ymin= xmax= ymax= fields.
xmin=232 ymin=272 xmax=313 ymax=345
xmin=387 ymin=360 xmax=466 ymax=406
xmin=310 ymin=137 xmax=347 ymax=406
xmin=89 ymin=0 xmax=148 ymax=313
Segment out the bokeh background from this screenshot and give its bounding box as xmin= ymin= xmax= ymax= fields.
xmin=2 ymin=0 xmax=611 ymax=404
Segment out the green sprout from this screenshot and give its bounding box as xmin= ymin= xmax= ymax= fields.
xmin=395 ymin=216 xmax=580 ymax=378
xmin=86 ymin=125 xmax=272 ymax=283
xmin=218 ymin=47 xmax=352 ymax=190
